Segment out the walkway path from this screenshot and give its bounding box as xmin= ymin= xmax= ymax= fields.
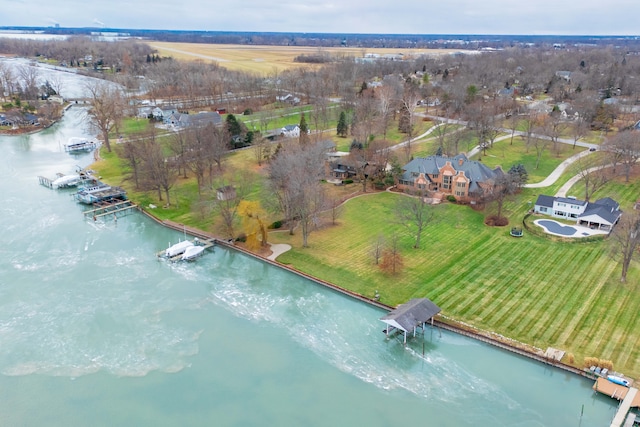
xmin=267 ymin=243 xmax=292 ymax=261
xmin=524 ymin=149 xmax=593 ymax=189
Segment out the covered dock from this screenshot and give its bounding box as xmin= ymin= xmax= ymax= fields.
xmin=380 ymin=298 xmax=441 ymax=344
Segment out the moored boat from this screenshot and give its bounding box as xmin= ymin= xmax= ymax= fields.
xmin=607 ymin=375 xmax=630 ymax=387
xmin=181 ymin=245 xmax=205 ymax=261
xmin=165 ymin=241 xmax=194 ymax=258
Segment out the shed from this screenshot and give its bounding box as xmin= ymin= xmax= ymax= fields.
xmin=380 ymin=298 xmax=441 ymax=344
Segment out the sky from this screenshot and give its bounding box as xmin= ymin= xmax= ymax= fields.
xmin=2 ymin=0 xmax=640 ymax=36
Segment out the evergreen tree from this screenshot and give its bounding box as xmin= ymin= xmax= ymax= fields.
xmin=299 ymin=113 xmax=310 ymax=145
xmin=336 ymin=111 xmax=348 ymax=137
xmin=226 ymin=114 xmax=242 ymax=137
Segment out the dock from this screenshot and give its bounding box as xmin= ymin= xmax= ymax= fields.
xmin=83 ymin=200 xmax=138 ymax=220
xmin=38 ymin=175 xmax=55 ymax=189
xmin=592 ymin=378 xmax=640 ymax=427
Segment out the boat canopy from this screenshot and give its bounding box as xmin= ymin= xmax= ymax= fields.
xmin=380 ymin=298 xmax=441 ymax=333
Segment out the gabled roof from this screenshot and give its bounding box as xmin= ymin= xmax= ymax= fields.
xmin=535 ymin=194 xmax=555 ymax=208
xmin=580 ymin=199 xmax=622 ymax=225
xmin=400 ymin=154 xmax=500 ymax=184
xmin=380 ymin=298 xmax=441 ymax=333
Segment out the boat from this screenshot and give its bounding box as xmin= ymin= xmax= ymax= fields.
xmin=52 ymin=174 xmax=82 ymax=189
xmin=64 ymin=137 xmax=98 ymax=153
xmin=181 ymin=245 xmax=205 ymax=261
xmin=607 ymin=375 xmax=630 ymax=387
xmin=165 ymin=241 xmax=194 ymax=258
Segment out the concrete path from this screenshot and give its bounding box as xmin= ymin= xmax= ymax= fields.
xmin=524 ymin=149 xmax=594 ymax=189
xmin=267 ymin=243 xmax=291 ymax=261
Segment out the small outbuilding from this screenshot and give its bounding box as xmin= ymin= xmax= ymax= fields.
xmin=380 ymin=298 xmax=441 ymax=344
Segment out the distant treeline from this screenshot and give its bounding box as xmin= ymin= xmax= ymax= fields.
xmin=4 ymin=27 xmax=640 ymax=50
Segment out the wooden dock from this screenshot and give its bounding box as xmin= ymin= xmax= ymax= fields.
xmin=84 ymin=200 xmax=137 ymax=220
xmin=592 ymin=378 xmax=640 ymax=427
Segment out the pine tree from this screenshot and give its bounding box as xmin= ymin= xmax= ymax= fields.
xmin=336 ymin=111 xmax=348 ymax=137
xmin=299 ymin=113 xmax=309 ymax=145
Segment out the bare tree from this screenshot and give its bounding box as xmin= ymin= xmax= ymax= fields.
xmin=609 ymin=210 xmax=640 ymax=283
xmin=252 ymin=137 xmax=272 ymax=166
xmin=603 ymin=131 xmax=640 ymax=182
xmin=327 ymin=195 xmax=344 ymax=226
xmin=486 ymin=170 xmax=522 ymax=222
xmin=395 ymin=191 xmax=433 ymax=249
xmin=573 ymin=156 xmax=611 ymax=201
xmin=570 ymin=117 xmax=589 ymax=149
xmin=18 ymin=65 xmax=39 ymax=101
xmin=267 ymin=141 xmax=327 ymax=246
xmin=139 ymin=128 xmax=177 ymax=205
xmin=85 ymin=80 xmax=123 ymax=152
xmin=211 ymin=175 xmax=252 ymax=240
xmin=369 ymin=234 xmax=385 ymax=265
xmin=380 ymin=232 xmax=404 ymax=275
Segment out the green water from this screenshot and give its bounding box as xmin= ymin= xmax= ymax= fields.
xmin=0 ymin=107 xmax=618 ymax=426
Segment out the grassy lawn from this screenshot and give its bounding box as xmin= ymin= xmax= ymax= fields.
xmin=470 ymin=137 xmax=581 ymax=183
xmin=92 ymin=105 xmax=640 ymax=379
xmin=269 ymin=190 xmax=640 ymax=378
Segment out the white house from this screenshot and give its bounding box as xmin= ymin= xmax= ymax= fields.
xmin=534 ymin=195 xmax=622 ymax=232
xmin=280 ymin=124 xmax=301 ymax=138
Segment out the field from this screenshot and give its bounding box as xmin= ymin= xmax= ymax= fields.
xmin=147 ymin=42 xmax=458 ymax=74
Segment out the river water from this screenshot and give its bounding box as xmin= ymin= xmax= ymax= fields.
xmin=0 ymin=108 xmax=619 ymax=426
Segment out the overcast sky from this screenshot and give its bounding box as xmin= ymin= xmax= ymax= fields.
xmin=3 ymin=0 xmax=639 ymax=35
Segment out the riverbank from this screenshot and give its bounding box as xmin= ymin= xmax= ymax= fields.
xmin=137 ymin=204 xmax=599 ymax=384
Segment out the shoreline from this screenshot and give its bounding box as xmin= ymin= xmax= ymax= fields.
xmin=138 ymin=206 xmax=596 ymax=383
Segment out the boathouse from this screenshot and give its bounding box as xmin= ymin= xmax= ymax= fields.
xmin=380 ymin=298 xmax=441 ymax=344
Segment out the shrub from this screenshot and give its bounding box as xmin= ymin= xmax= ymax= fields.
xmin=269 ymin=220 xmax=283 ymax=229
xmin=583 ymin=356 xmax=599 ymax=369
xmin=243 ymin=109 xmax=252 ymax=115
xmin=235 ymin=233 xmax=247 ymax=242
xmin=566 ymin=353 xmax=575 ymax=364
xmin=599 ymin=359 xmax=614 ymax=371
xmin=446 ymin=195 xmax=456 ymax=203
xmin=343 ymin=179 xmax=354 ymax=185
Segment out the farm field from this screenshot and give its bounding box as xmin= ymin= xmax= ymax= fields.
xmin=147 ymin=42 xmax=459 ymax=73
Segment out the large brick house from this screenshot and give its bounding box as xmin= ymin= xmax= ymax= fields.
xmin=397 ymin=154 xmax=503 ymax=203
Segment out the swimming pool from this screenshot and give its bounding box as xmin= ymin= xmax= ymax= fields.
xmin=535 ymin=219 xmax=592 ymax=237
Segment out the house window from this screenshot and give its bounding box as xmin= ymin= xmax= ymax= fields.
xmin=456 ymin=181 xmax=466 ymax=188
xmin=443 ymin=175 xmax=451 ymax=190
xmin=570 ymin=213 xmax=577 ymax=218
xmin=554 ymin=210 xmax=566 ymax=216
xmin=432 ymin=174 xmax=439 ymax=179
xmin=557 ymin=203 xmax=566 ymax=208
xmin=539 ymin=207 xmax=547 ymax=213
xmin=455 ymin=191 xmax=464 ymax=197
xmin=418 ymin=183 xmax=426 ymax=189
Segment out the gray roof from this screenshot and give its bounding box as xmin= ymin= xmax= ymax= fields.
xmin=400 ymin=154 xmax=501 ymax=185
xmin=580 ymin=198 xmax=622 ymax=224
xmin=380 ymin=298 xmax=441 ymax=333
xmin=534 ymin=194 xmax=555 ymax=208
xmin=556 ymin=196 xmax=587 ymax=206
xmin=177 ymin=112 xmax=222 ymax=127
